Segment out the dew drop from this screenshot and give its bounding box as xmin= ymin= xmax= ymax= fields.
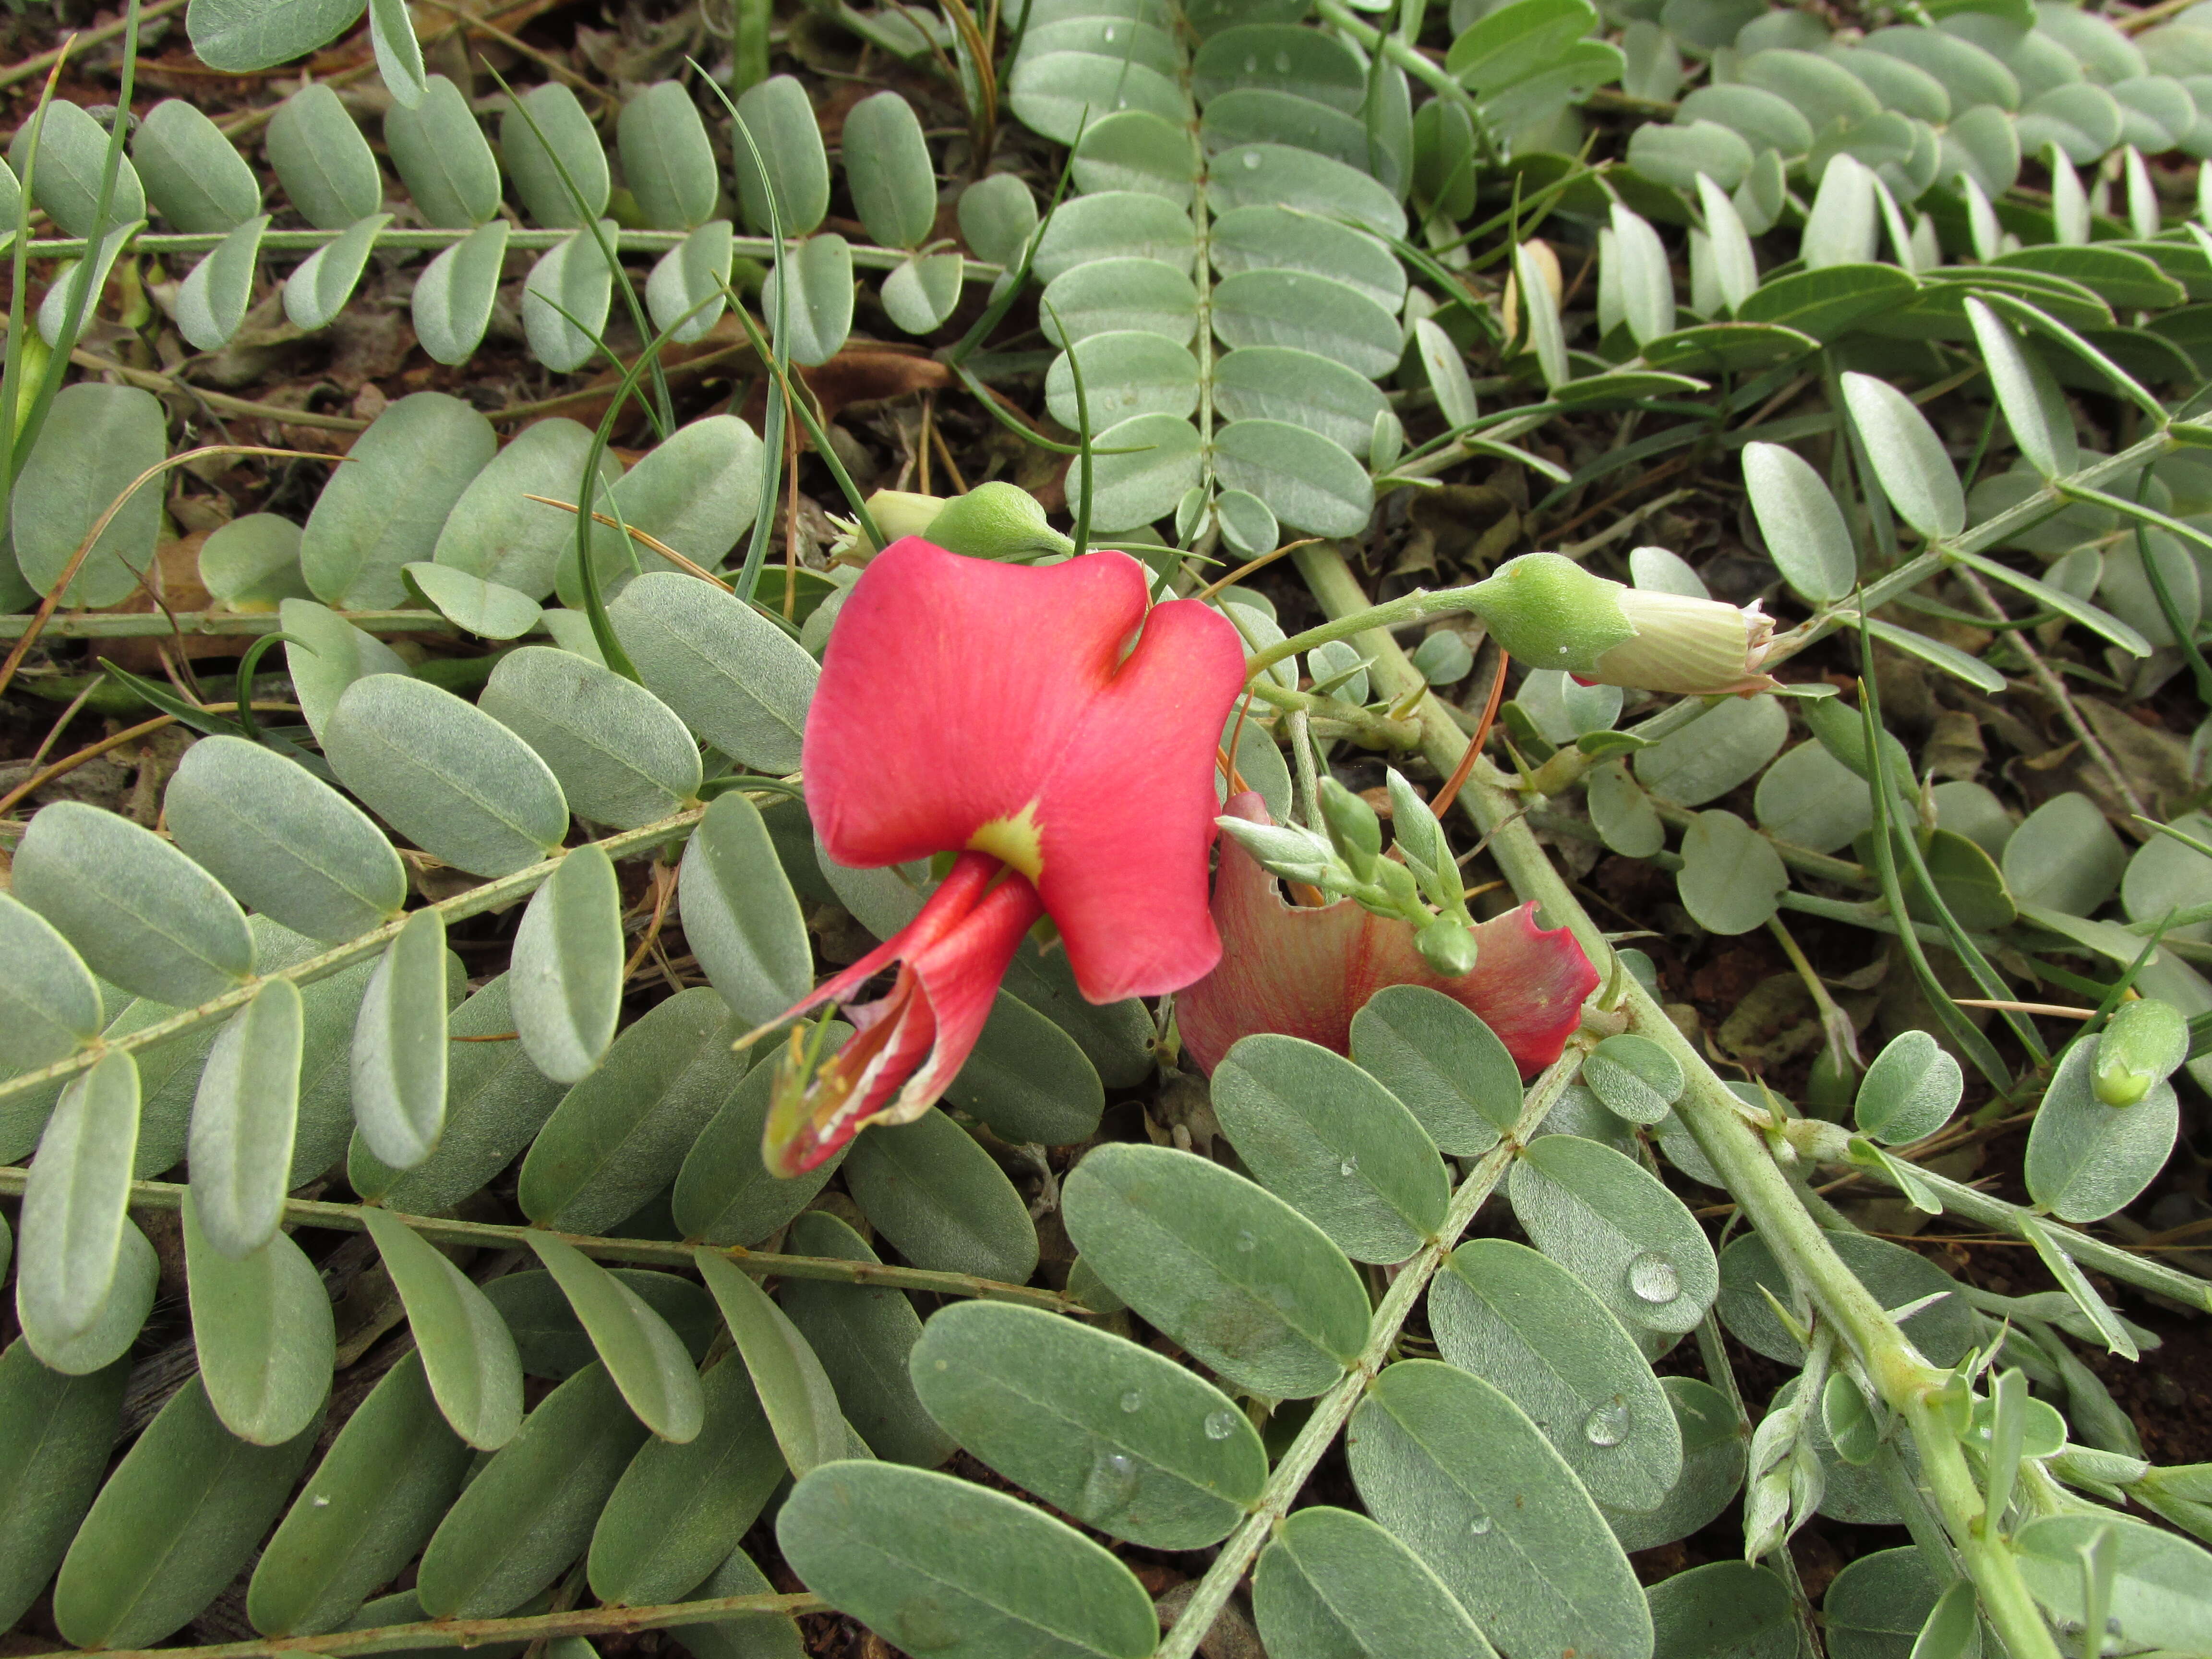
xmin=1204 ymin=1409 xmax=1238 ymax=1441
xmin=1115 ymin=96 xmax=1128 ymax=109
xmin=1338 ymin=1155 xmax=1359 ymax=1177
xmin=1627 ymin=1249 xmax=1681 ymax=1305
xmin=311 ymin=1494 xmax=331 ymax=1508
xmin=1234 ymin=1229 xmax=1257 ymax=1252
xmin=1103 ymin=23 xmax=1118 ymax=38
xmin=1242 ymin=54 xmax=1259 ymax=72
xmin=1079 ymin=1450 xmax=1141 ymax=1520
xmin=1583 ymin=1400 xmax=1632 ymax=1448
xmin=1241 ymin=150 xmax=1262 ymax=170
xmin=1466 ymin=1512 xmax=1493 ymax=1536
xmin=1119 ymin=1389 xmax=1144 ymax=1413
xmin=1274 ymin=50 xmax=1292 ymax=72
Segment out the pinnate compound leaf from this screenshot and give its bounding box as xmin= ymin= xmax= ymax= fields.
xmin=776 ymin=1461 xmax=1159 ymax=1659
xmin=696 ymin=1250 xmax=848 ymax=1480
xmin=414 ymin=1362 xmax=649 ymax=1618
xmin=51 ymin=1378 xmax=322 ymax=1649
xmin=1210 ymin=1034 xmax=1449 ymax=1263
xmin=1430 ymin=1238 xmax=1683 ymax=1512
xmin=350 ymin=906 xmax=451 ymax=1170
xmin=1252 ymin=1505 xmax=1499 ymax=1659
xmin=14 ymin=800 xmax=252 ymax=1007
xmin=1062 ymin=1142 xmax=1367 ymax=1399
xmin=0 ymin=1340 xmax=128 ymax=1630
xmin=1349 ymin=1359 xmax=1652 ymax=1659
xmin=187 ymin=978 xmax=305 ymax=1259
xmin=508 ymin=842 xmax=625 ymax=1084
xmin=909 ymin=1300 xmax=1263 ymax=1548
xmin=360 ymin=1209 xmax=524 ymax=1450
xmin=166 ymin=735 xmax=407 ymax=943
xmin=526 ymin=1233 xmax=705 ymax=1443
xmin=842 ymin=1109 xmax=1041 ymax=1285
xmin=325 ymin=675 xmax=569 ymax=878
xmin=246 ymin=1352 xmax=473 ymax=1638
xmin=588 ymin=1353 xmax=785 ymax=1607
xmin=0 ymin=892 xmax=103 ymax=1071
xmin=1509 ymin=1133 xmax=1719 ymax=1335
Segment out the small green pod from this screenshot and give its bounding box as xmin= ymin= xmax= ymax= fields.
xmin=2092 ymin=999 xmax=2188 ymax=1107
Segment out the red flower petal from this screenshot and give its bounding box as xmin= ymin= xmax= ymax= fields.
xmin=803 ymin=539 xmax=1244 ymax=1002
xmin=1178 ymin=793 xmax=1599 ymax=1078
xmin=763 ymin=853 xmax=1043 ymax=1175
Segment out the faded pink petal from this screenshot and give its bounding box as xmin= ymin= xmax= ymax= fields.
xmin=1178 ymin=793 xmax=1599 ymax=1078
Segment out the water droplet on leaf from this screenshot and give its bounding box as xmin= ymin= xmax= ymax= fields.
xmin=1234 ymin=1229 xmax=1257 ymax=1252
xmin=1119 ymin=1389 xmax=1143 ymax=1413
xmin=1583 ymin=1400 xmax=1632 ymax=1447
xmin=1338 ymin=1155 xmax=1359 ymax=1177
xmin=1627 ymin=1250 xmax=1681 ymax=1304
xmin=1467 ymin=1511 xmax=1492 ymax=1535
xmin=1204 ymin=1409 xmax=1238 ymax=1440
xmin=1079 ymin=1450 xmax=1140 ymax=1520
xmin=1241 ymin=151 xmax=1262 ymax=170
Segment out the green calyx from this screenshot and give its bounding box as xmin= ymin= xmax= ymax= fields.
xmin=923 ymin=481 xmax=1076 ymax=563
xmin=1462 ymin=553 xmax=1637 ymax=674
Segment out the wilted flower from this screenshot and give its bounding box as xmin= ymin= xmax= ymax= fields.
xmin=759 ymin=538 xmax=1245 ymax=1174
xmin=1467 ymin=552 xmax=1781 ymax=697
xmin=1178 ymin=792 xmax=1601 ymax=1078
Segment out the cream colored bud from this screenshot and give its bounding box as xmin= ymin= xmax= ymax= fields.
xmin=1501 ymin=239 xmax=1563 ymax=343
xmin=1584 ymin=588 xmax=1782 ymax=697
xmin=840 ymin=490 xmax=946 ymax=559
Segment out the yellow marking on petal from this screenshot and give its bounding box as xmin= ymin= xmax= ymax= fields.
xmin=967 ymin=800 xmax=1045 ymax=882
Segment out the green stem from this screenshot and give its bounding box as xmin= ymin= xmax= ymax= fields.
xmin=0 ymin=1167 xmax=1077 ymax=1310
xmin=1241 ymin=676 xmax=1421 ymax=750
xmin=1293 ymin=543 xmax=2066 ymax=1659
xmin=0 ymin=610 xmax=467 ymax=639
xmin=1154 ymin=1050 xmax=1583 ymax=1659
xmin=0 ymin=808 xmax=709 ymax=1106
xmin=48 ymin=1591 xmax=829 ymax=1659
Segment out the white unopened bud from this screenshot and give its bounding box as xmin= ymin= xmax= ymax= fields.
xmin=1584 ymin=586 xmax=1782 ymax=697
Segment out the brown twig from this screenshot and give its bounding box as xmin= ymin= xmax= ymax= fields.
xmin=520 ymin=495 xmax=735 ymax=590
xmin=0 ymin=701 xmax=293 ymax=819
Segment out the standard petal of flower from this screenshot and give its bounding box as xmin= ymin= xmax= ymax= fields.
xmin=1032 ymin=596 xmax=1248 ymax=1002
xmin=802 ymin=539 xmax=1152 ymax=870
xmin=1178 ymin=793 xmax=1599 ymax=1078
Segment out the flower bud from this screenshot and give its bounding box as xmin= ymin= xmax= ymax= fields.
xmin=1416 ymin=919 xmax=1479 ymax=975
xmin=2092 ymin=998 xmax=2188 ymax=1106
xmin=1585 ymin=586 xmax=1783 ymax=697
xmin=1214 ymin=816 xmax=1344 ymax=890
xmin=834 ymin=490 xmax=945 ymax=559
xmin=1463 ymin=552 xmax=1780 ymax=697
xmin=1318 ymin=776 xmax=1382 ymax=879
xmin=924 ymin=481 xmax=1076 ymax=563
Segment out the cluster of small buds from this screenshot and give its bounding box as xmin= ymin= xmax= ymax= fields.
xmin=1214 ymin=770 xmax=1480 ymax=974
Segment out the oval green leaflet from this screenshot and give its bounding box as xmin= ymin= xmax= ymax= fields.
xmin=360 ymin=1209 xmax=524 ymax=1451
xmin=776 ymin=1461 xmax=1159 ymax=1659
xmin=1062 ymin=1142 xmax=1368 ymax=1399
xmin=909 ymin=1300 xmax=1264 ymax=1549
